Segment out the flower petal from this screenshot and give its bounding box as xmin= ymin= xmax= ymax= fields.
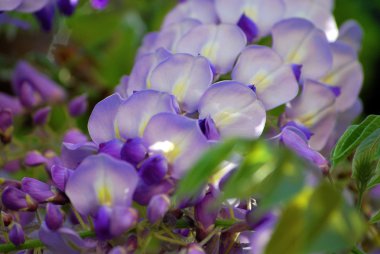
xmin=176 ymin=24 xmax=247 ymax=74
xmin=150 ymin=53 xmax=213 ymax=112
xmin=232 ymin=45 xmax=299 ymax=110
xmin=272 ymin=18 xmax=333 ymax=79
xmin=143 ymin=113 xmax=209 ymax=178
xmin=198 ymin=81 xmax=266 ymax=139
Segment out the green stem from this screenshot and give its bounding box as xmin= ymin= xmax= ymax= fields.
xmin=0 ymin=230 xmax=95 ymax=253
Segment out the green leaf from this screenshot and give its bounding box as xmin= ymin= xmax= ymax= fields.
xmin=352 ymin=128 xmax=380 ymax=194
xmin=369 ymin=210 xmax=380 ymax=224
xmin=221 ymin=146 xmax=306 ymax=209
xmin=264 ymin=183 xmax=366 ymax=254
xmin=173 ymin=138 xmax=253 ymax=204
xmin=331 ymin=115 xmax=380 ymax=167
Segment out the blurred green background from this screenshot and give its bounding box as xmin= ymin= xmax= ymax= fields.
xmin=0 ymin=0 xmax=379 ymax=117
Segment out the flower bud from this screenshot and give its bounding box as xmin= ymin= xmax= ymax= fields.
xmin=186 ymin=243 xmax=206 ymax=254
xmin=195 ymin=190 xmax=219 ymax=238
xmin=21 ymin=177 xmax=66 ymax=204
xmin=126 ymin=234 xmax=138 ymax=253
xmin=0 ymin=109 xmax=13 ymax=144
xmin=9 ymin=223 xmax=25 ymax=246
xmin=51 ymin=165 xmax=73 ymax=192
xmin=110 ymin=207 xmax=138 ymax=236
xmin=91 ymin=0 xmax=109 ymax=10
xmin=3 ymin=159 xmax=21 ymax=173
xmin=34 ymin=3 xmax=55 ymax=32
xmin=57 ymin=0 xmax=78 ymax=16
xmin=237 ymin=14 xmax=258 ymax=42
xmin=139 ymin=154 xmax=168 ymax=185
xmin=33 ymin=107 xmax=51 ymax=125
xmin=99 ymin=139 xmax=124 ymax=159
xmin=108 ymin=246 xmax=127 ymax=254
xmin=133 ymin=179 xmax=174 ymax=206
xmin=45 ymin=204 xmax=64 ymax=231
xmin=19 ymin=82 xmax=41 ymax=108
xmin=0 ymin=92 xmax=23 ymax=115
xmin=94 ymin=206 xmax=111 ymax=240
xmin=291 ymin=64 xmax=303 ymax=82
xmin=120 ymin=138 xmax=147 ymax=166
xmin=68 ymin=94 xmax=88 ymax=117
xmin=147 ymin=194 xmax=170 ymax=224
xmin=24 ymin=151 xmax=47 ymax=167
xmin=63 ymin=129 xmax=88 ymax=144
xmin=1 ymin=187 xmax=38 ymax=211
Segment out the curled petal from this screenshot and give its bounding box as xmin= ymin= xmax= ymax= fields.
xmin=272 ymin=18 xmax=333 ymax=79
xmin=232 ymin=45 xmax=299 ymax=109
xmin=115 ymin=90 xmax=180 ymax=139
xmin=0 ymin=92 xmax=23 ymax=115
xmin=150 ymin=54 xmax=213 ymax=112
xmin=143 ymin=113 xmax=209 ymax=178
xmin=216 ymin=0 xmax=285 ymax=37
xmin=88 ymin=93 xmax=124 ymax=144
xmin=61 ymin=142 xmax=97 ymax=169
xmin=0 ymin=0 xmax=23 ymax=11
xmin=176 ymin=24 xmax=247 ymax=74
xmin=65 ymin=154 xmax=139 ymax=215
xmin=198 ymin=81 xmax=266 ymax=139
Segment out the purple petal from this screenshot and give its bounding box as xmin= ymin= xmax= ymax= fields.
xmin=57 ymin=0 xmax=78 ymax=16
xmin=176 ymin=24 xmax=247 ymax=74
xmin=215 ymin=0 xmax=285 ymax=37
xmin=198 ymin=81 xmax=266 ymax=139
xmin=24 ymin=150 xmax=47 ymax=166
xmin=21 ymin=177 xmax=55 ymax=203
xmin=15 ymin=0 xmax=49 ymax=13
xmin=91 ymin=0 xmax=109 ymax=10
xmin=12 ymin=61 xmax=66 ymax=107
xmin=147 ymin=194 xmax=170 ymax=224
xmin=63 ymin=128 xmax=88 ymax=144
xmin=9 ymin=223 xmax=25 ymax=246
xmin=148 ymin=19 xmax=202 ymax=54
xmin=68 ymin=94 xmax=88 ymax=117
xmin=0 ymin=0 xmax=22 ymax=11
xmin=150 ymin=53 xmax=213 ymax=112
xmin=272 ymin=18 xmax=333 ymax=80
xmin=115 ymin=90 xmax=179 ymax=139
xmin=284 ymin=79 xmax=337 ymax=150
xmin=139 ymin=154 xmax=168 ymax=185
xmin=338 ymin=20 xmax=363 ymax=52
xmin=45 ymin=204 xmax=64 ymax=231
xmin=114 ymin=75 xmax=129 ymax=98
xmin=280 ymin=126 xmax=328 ymax=168
xmin=237 ymin=14 xmax=259 ymax=42
xmin=1 ymin=187 xmax=38 ymax=211
xmin=199 ymin=116 xmax=220 ymax=141
xmin=0 ymin=109 xmax=13 ymax=134
xmin=33 ymin=106 xmax=51 ymax=125
xmin=98 ymin=139 xmax=124 ymax=159
xmin=120 ymin=138 xmax=148 ymax=166
xmin=284 ymin=0 xmax=338 ymax=41
xmin=51 ymin=164 xmax=73 ymax=192
xmin=133 ymin=179 xmax=174 ymax=206
xmin=232 ymin=45 xmax=299 ymax=110
xmin=88 ymin=93 xmax=124 ymax=144
xmin=249 ymin=212 xmax=278 ymax=254
xmin=127 ymin=48 xmax=172 ymax=95
xmin=143 ymin=113 xmax=209 ymax=178
xmin=163 ymin=0 xmax=218 ymax=28
xmin=34 ymin=2 xmax=55 ymax=32
xmin=321 ymin=41 xmax=363 ymax=112
xmin=61 ymin=142 xmax=97 ymax=169
xmin=65 ymin=154 xmax=139 ymax=215
xmin=0 ymin=92 xmax=23 ymax=115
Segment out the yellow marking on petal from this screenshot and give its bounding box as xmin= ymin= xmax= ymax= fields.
xmin=172 ymin=80 xmax=187 ymax=102
xmin=97 ymin=185 xmax=113 ymax=206
xmin=213 ymin=111 xmax=235 ymax=126
xmin=250 ymin=70 xmax=271 ymax=89
xmin=201 ymin=42 xmax=216 ymax=60
xmin=244 ymin=5 xmax=258 ymax=21
xmin=321 ymin=73 xmax=337 ymax=85
xmin=113 ymin=119 xmax=122 ymax=140
xmin=138 ymin=117 xmax=150 ymax=137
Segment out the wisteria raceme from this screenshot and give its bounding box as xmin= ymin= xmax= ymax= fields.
xmin=0 ymin=0 xmax=367 ymax=253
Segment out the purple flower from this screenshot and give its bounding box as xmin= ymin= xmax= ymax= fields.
xmin=338 ymin=20 xmax=363 ymax=52
xmin=198 ymin=81 xmax=266 ymax=139
xmin=120 ymin=138 xmax=148 ymax=166
xmin=63 ymin=128 xmax=88 ymax=144
xmin=175 ymin=24 xmax=247 ymax=74
xmin=57 ymin=0 xmax=78 ymax=16
xmin=237 ymin=14 xmax=259 ymax=42
xmin=0 ymin=0 xmax=49 ymax=13
xmin=91 ymin=0 xmax=109 ymax=10
xmin=133 ymin=178 xmax=174 ymax=206
xmin=232 ymin=45 xmax=299 ymax=110
xmin=45 ymin=203 xmax=64 ymax=231
xmin=60 ymin=142 xmax=97 ymax=169
xmin=65 ymin=154 xmax=139 ymax=215
xmin=9 ymin=223 xmax=25 ymax=246
xmin=162 ymin=0 xmax=218 ymax=28
xmin=139 ymin=154 xmax=168 ymax=185
xmin=143 ymin=113 xmax=209 ymax=178
xmin=1 ymin=187 xmax=38 ymax=211
xmin=216 ymin=0 xmax=285 ymax=38
xmin=51 ymin=164 xmax=73 ymax=191
xmin=271 ymin=18 xmax=333 ymax=80
xmin=0 ymin=109 xmax=13 ymax=143
xmin=33 ymin=106 xmax=51 ymax=125
xmin=147 ymin=194 xmax=170 ymax=224
xmin=21 ymin=177 xmax=61 ymax=203
xmin=282 ymin=79 xmax=337 ymax=150
xmin=0 ymin=92 xmax=23 ymax=115
xmin=249 ymin=212 xmax=278 ymax=254
xmin=149 ymin=53 xmax=213 ymax=113
xmin=195 ymin=189 xmax=219 ymax=238
xmin=12 ymin=61 xmax=66 ymax=108
xmin=99 ymin=139 xmax=124 ymax=159
xmin=24 ymin=150 xmax=47 ymax=167
xmin=34 ymin=2 xmax=55 ymax=31
xmin=68 ymin=94 xmax=88 ymax=117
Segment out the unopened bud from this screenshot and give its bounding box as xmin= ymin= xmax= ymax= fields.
xmin=147 ymin=194 xmax=170 ymax=224
xmin=9 ymin=223 xmax=25 ymax=246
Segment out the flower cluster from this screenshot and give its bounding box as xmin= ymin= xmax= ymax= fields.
xmin=0 ymin=0 xmax=365 ymax=253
